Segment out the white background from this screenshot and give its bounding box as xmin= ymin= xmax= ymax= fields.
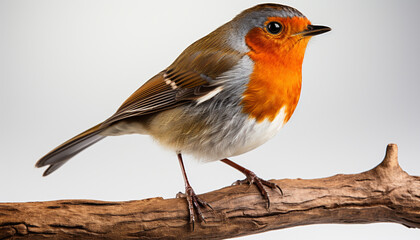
xmin=1 ymin=0 xmax=419 ymax=239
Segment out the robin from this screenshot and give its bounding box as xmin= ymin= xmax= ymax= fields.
xmin=36 ymin=3 xmax=330 ymax=225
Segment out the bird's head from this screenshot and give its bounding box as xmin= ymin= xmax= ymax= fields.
xmin=228 ymin=4 xmax=330 ymax=61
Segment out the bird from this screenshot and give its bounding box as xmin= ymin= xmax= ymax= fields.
xmin=36 ymin=3 xmax=330 ymax=225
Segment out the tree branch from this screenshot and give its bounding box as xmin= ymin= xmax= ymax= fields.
xmin=1 ymin=144 xmax=419 ymax=239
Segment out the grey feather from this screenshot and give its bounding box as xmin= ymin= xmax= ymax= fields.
xmin=36 ymin=124 xmax=105 ymax=176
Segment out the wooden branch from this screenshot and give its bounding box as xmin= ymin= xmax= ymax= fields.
xmin=1 ymin=144 xmax=419 ymax=239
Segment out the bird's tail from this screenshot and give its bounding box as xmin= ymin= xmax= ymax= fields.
xmin=35 ymin=123 xmax=106 ymax=176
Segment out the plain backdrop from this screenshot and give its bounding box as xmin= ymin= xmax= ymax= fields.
xmin=1 ymin=0 xmax=419 ymax=239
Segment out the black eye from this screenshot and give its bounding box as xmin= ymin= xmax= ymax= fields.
xmin=266 ymin=21 xmax=283 ymax=35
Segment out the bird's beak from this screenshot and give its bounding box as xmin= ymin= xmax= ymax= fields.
xmin=294 ymin=25 xmax=331 ymax=37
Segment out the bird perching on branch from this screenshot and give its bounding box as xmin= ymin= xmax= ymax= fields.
xmin=36 ymin=3 xmax=330 ymax=225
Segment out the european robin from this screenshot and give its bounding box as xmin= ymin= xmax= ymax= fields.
xmin=36 ymin=3 xmax=330 ymax=225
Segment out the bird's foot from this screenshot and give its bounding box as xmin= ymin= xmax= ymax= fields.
xmin=233 ymin=170 xmax=283 ymax=208
xmin=176 ymin=186 xmax=212 ymax=229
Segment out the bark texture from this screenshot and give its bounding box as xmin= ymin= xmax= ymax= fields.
xmin=0 ymin=144 xmax=419 ymax=239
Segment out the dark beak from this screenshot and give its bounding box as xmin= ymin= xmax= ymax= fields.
xmin=298 ymin=25 xmax=331 ymax=37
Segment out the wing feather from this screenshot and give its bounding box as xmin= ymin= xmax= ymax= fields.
xmin=103 ymin=42 xmax=244 ymax=126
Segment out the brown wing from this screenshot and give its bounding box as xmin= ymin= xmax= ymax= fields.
xmin=103 ymin=27 xmax=244 ymax=126
xmin=103 ymin=70 xmax=210 ymax=124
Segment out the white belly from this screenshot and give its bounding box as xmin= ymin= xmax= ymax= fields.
xmin=228 ymin=106 xmax=287 ymax=157
xmin=147 ymin=105 xmax=288 ymax=162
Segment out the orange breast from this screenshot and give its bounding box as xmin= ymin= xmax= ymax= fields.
xmin=241 ymin=19 xmax=310 ymax=123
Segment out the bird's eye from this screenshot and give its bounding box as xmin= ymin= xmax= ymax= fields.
xmin=266 ymin=21 xmax=283 ymax=35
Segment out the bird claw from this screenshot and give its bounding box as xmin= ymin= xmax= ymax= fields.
xmin=233 ymin=171 xmax=283 ymax=208
xmin=177 ymin=186 xmax=213 ymax=229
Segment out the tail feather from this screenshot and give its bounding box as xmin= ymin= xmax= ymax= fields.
xmin=36 ymin=123 xmax=106 ymax=176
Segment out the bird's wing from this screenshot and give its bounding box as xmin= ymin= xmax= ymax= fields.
xmin=103 ymin=47 xmax=244 ymax=125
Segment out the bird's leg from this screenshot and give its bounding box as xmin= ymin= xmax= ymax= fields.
xmin=221 ymin=158 xmax=283 ymax=208
xmin=176 ymin=153 xmax=212 ymax=228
